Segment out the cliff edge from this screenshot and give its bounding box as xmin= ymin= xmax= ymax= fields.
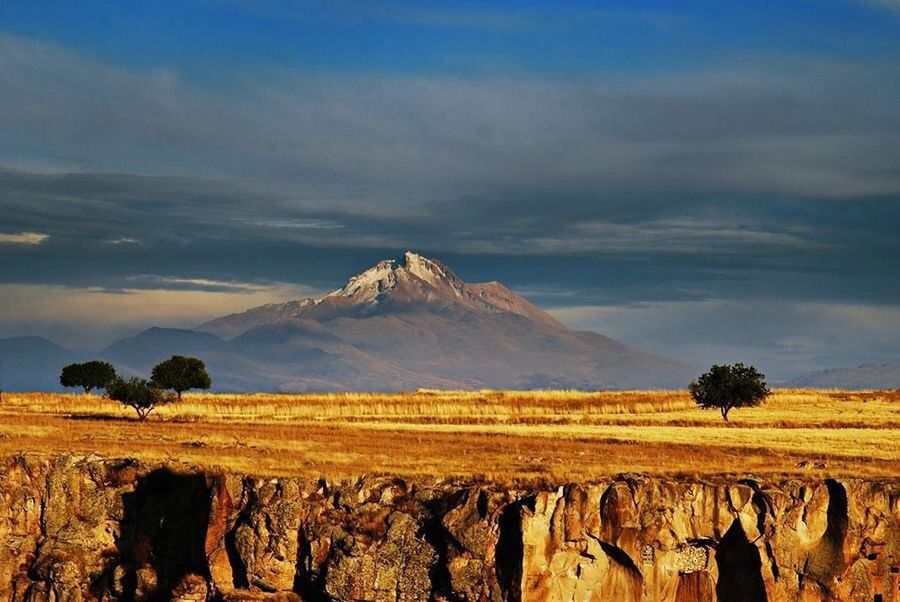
xmin=1 ymin=455 xmax=897 ymax=601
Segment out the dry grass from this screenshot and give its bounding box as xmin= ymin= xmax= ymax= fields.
xmin=0 ymin=388 xmax=897 ymax=484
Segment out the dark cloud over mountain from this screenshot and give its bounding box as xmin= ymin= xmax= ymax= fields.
xmin=1 ymin=5 xmax=899 ymax=380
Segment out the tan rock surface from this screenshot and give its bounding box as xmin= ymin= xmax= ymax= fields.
xmin=1 ymin=455 xmax=897 ymax=601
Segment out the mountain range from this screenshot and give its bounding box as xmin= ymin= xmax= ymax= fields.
xmin=0 ymin=252 xmax=699 ymax=392
xmin=786 ymin=363 xmax=900 ymax=390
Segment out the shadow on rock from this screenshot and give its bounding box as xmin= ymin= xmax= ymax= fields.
xmin=715 ymin=519 xmax=767 ymax=602
xmin=114 ymin=468 xmax=212 ymax=600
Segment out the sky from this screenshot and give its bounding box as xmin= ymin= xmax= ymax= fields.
xmin=1 ymin=0 xmax=899 ymax=380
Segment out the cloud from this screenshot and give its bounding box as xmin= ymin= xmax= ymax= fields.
xmin=519 ymin=218 xmax=824 ymax=254
xmin=121 ymin=275 xmax=310 ymax=293
xmin=1 ymin=167 xmax=898 ymax=312
xmin=0 ymin=281 xmax=320 ymax=330
xmin=242 ymin=218 xmax=345 ymax=230
xmin=0 ymin=31 xmax=898 ymax=373
xmin=2 ymin=32 xmax=899 ymax=201
xmin=0 ymin=231 xmax=49 ymax=245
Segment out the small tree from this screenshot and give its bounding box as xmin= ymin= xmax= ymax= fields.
xmin=689 ymin=363 xmax=770 ymax=422
xmin=106 ymin=376 xmax=175 ymax=420
xmin=60 ymin=361 xmax=117 ymax=393
xmin=151 ymin=355 xmax=211 ymax=400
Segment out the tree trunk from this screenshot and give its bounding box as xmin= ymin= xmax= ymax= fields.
xmin=721 ymin=406 xmax=730 ymax=422
xmin=177 ymin=390 xmax=183 ymax=401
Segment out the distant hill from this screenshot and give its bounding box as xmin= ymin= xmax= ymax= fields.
xmin=786 ymin=363 xmax=900 ymax=390
xmin=99 ymin=327 xmax=283 ymax=392
xmin=101 ymin=327 xmax=228 ymax=371
xmin=0 ymin=336 xmax=78 ymax=392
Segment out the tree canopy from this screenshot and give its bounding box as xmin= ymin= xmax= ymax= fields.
xmin=688 ymin=363 xmax=770 ymax=421
xmin=151 ymin=355 xmax=211 ymax=400
xmin=59 ymin=361 xmax=117 ymax=393
xmin=106 ymin=376 xmax=175 ymax=420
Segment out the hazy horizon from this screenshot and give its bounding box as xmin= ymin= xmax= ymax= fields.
xmin=2 ymin=1 xmax=900 ymax=381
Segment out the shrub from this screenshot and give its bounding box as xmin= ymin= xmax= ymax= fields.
xmin=106 ymin=376 xmax=175 ymax=420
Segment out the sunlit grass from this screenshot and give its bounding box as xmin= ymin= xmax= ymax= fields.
xmin=1 ymin=389 xmax=693 ymax=420
xmin=0 ymin=388 xmax=896 ymax=484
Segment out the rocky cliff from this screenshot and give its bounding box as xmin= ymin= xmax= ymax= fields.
xmin=1 ymin=455 xmax=897 ymax=601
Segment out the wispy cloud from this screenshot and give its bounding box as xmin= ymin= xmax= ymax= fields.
xmin=122 ymin=274 xmax=312 ymax=294
xmin=523 ymin=218 xmax=825 ymax=255
xmin=0 ymin=231 xmax=49 ymax=245
xmin=0 ymin=281 xmax=319 ymax=330
xmin=243 ymin=218 xmax=345 ymax=230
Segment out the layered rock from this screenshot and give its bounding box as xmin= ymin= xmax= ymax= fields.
xmin=1 ymin=454 xmax=897 ymax=601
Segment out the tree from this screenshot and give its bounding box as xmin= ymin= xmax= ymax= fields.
xmin=60 ymin=361 xmax=117 ymax=393
xmin=106 ymin=376 xmax=175 ymax=420
xmin=689 ymin=363 xmax=770 ymax=422
xmin=151 ymin=355 xmax=211 ymax=400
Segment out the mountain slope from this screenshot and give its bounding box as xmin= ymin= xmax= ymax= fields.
xmin=229 ymin=318 xmax=467 ymax=390
xmin=787 ymin=363 xmax=900 ymax=390
xmin=196 ymin=251 xmax=695 ymax=390
xmin=0 ymin=336 xmax=78 ymax=392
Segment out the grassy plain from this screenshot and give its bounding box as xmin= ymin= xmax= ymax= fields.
xmin=0 ymin=389 xmax=897 ymax=484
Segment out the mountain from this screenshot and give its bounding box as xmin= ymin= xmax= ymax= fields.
xmin=200 ymin=253 xmax=566 ymax=339
xmin=102 ymin=327 xmax=228 ymax=369
xmin=0 ymin=336 xmax=78 ymax=392
xmin=2 ymin=253 xmax=696 ymax=392
xmin=786 ymin=363 xmax=900 ymax=390
xmin=194 ymin=251 xmax=695 ymax=390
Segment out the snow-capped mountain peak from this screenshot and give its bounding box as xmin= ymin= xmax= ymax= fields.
xmin=399 ymin=251 xmax=461 ymax=288
xmin=201 ymin=250 xmax=570 ymax=335
xmin=190 ymin=251 xmax=694 ymax=391
xmin=329 ymin=251 xmax=462 ymax=301
xmin=333 ymin=259 xmax=398 ymax=299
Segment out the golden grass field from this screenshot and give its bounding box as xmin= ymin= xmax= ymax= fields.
xmin=0 ymin=389 xmax=897 ymax=484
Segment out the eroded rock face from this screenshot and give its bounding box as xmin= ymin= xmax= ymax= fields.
xmin=0 ymin=455 xmax=897 ymax=601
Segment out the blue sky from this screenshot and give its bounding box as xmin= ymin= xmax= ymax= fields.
xmin=1 ymin=0 xmax=899 ymax=379
xmin=5 ymin=1 xmax=900 ymax=77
